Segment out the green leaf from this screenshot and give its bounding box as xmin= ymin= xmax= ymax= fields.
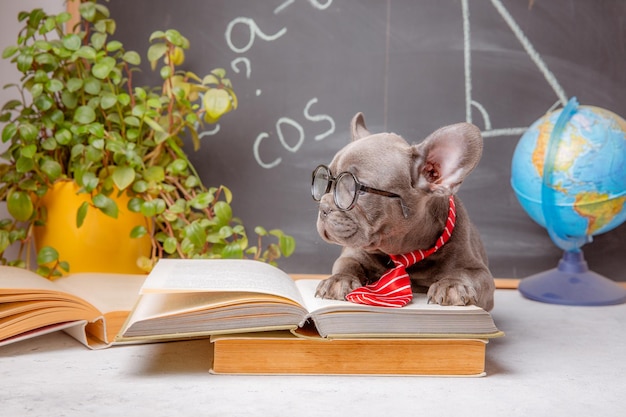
xmin=91 ymin=32 xmax=107 ymax=50
xmin=153 ymin=199 xmax=166 ymax=214
xmin=41 ymin=160 xmax=62 ymax=181
xmin=117 ymin=93 xmax=131 ymax=106
xmin=34 ymin=94 xmax=54 ymax=111
xmin=37 ymin=246 xmax=59 ymax=265
xmin=127 ymin=198 xmax=143 ymax=213
xmin=85 ymin=145 xmax=103 ymax=162
xmin=211 ymin=68 xmax=227 ymax=78
xmin=100 ymin=19 xmax=117 ymax=35
xmin=122 ymin=51 xmax=141 ymax=65
xmin=16 ymin=156 xmax=34 ymax=173
xmin=17 ymin=53 xmax=33 ymax=72
xmin=79 ymin=2 xmax=97 ymax=22
xmin=56 ymin=12 xmax=72 ymax=24
xmin=0 ymin=230 xmax=10 ymax=253
xmin=76 ymin=201 xmax=89 ymax=228
xmin=2 ymin=123 xmax=17 ymax=143
xmin=202 ymin=74 xmax=220 ymax=86
xmin=163 ymin=237 xmax=178 ymax=254
xmin=66 ymin=78 xmax=83 ymax=93
xmin=147 ymin=43 xmax=167 ymax=70
xmin=167 ymin=158 xmax=187 ymax=175
xmin=149 ymin=31 xmax=165 ymax=42
xmin=34 ymin=53 xmax=58 ymax=69
xmin=30 ymin=83 xmax=44 ymax=98
xmin=106 ymin=40 xmax=123 ymax=51
xmin=33 ymin=40 xmax=51 ymax=51
xmin=130 ymin=225 xmax=147 ymax=238
xmin=92 ymin=56 xmax=116 ymax=79
xmin=59 ymin=261 xmax=70 ymax=273
xmin=203 ymin=88 xmax=232 ymax=119
xmin=100 ymin=92 xmax=117 ymax=109
xmin=54 ymin=128 xmax=72 ymax=145
xmin=46 ymin=79 xmax=64 ymax=93
xmin=214 ymin=201 xmax=232 ymax=225
xmin=160 ymin=65 xmax=172 ymax=79
xmin=18 ymin=123 xmax=38 ymax=141
xmin=21 ymin=144 xmax=37 ymax=158
xmin=49 ymin=109 xmax=64 ymax=125
xmin=221 ymin=186 xmax=233 ymax=204
xmin=2 ymin=99 xmax=21 ymax=111
xmin=164 ymin=29 xmax=184 ymax=45
xmin=88 ymin=124 xmax=105 ymax=138
xmin=112 ymin=166 xmax=135 ymax=190
xmin=73 ymin=45 xmax=97 ymax=60
xmin=190 ymin=192 xmax=213 ymax=210
xmin=279 ymin=234 xmax=296 ymax=257
xmin=2 ymin=45 xmax=18 ymax=59
xmin=92 ymin=194 xmax=118 ymax=218
xmin=80 ymin=172 xmax=99 ymax=192
xmin=41 ymin=16 xmax=56 ymax=34
xmin=123 ymin=116 xmax=140 ymax=127
xmin=143 ymin=116 xmax=165 ymax=133
xmin=184 ymin=221 xmax=206 ymax=249
xmin=42 ymin=137 xmax=57 ymax=151
xmin=74 ymin=105 xmax=96 ymax=124
xmin=61 ymin=90 xmax=78 ymax=109
xmin=7 ymin=190 xmax=34 ymax=221
xmin=221 ymin=242 xmax=244 ymax=259
xmin=62 ymin=34 xmax=81 ymax=51
xmin=140 ymin=200 xmax=158 ymax=217
xmin=143 ymin=166 xmax=165 ymax=182
xmin=132 ymin=180 xmax=148 ymax=193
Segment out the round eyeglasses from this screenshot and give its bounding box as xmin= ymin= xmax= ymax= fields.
xmin=311 ymin=165 xmax=409 ymax=218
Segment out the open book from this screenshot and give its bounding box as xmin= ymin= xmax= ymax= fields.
xmin=0 ymin=266 xmax=145 ymax=349
xmin=118 ymin=258 xmax=502 ymax=342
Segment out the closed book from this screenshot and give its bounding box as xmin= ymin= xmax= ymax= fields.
xmin=210 ymin=327 xmax=489 ymax=376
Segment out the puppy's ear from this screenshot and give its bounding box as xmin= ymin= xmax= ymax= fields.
xmin=412 ymin=123 xmax=483 ymax=195
xmin=350 ymin=112 xmax=371 ymax=141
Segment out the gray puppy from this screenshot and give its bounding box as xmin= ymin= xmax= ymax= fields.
xmin=314 ymin=113 xmax=495 ymax=311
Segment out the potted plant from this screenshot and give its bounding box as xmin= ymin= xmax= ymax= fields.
xmin=0 ymin=0 xmax=295 ymax=278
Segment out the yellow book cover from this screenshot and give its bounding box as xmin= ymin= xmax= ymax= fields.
xmin=210 ymin=328 xmax=489 ymax=376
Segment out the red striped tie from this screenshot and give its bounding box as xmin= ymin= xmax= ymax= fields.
xmin=345 ymin=195 xmax=457 ymax=308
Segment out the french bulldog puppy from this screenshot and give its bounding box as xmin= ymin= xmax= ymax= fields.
xmin=314 ymin=113 xmax=495 ymax=311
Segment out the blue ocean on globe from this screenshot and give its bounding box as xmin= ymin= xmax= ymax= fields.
xmin=511 ymin=99 xmax=626 ymax=252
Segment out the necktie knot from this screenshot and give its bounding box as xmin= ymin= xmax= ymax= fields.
xmin=345 ymin=195 xmax=456 ymax=307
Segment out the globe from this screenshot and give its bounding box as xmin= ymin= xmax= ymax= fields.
xmin=510 ymin=97 xmax=626 ymax=305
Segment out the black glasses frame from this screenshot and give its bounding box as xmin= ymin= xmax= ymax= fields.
xmin=311 ymin=165 xmax=409 ymax=218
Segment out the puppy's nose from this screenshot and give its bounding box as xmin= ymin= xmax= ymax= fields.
xmin=319 ymin=201 xmax=333 ymax=218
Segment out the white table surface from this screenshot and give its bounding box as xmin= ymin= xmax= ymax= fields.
xmin=1 ymin=289 xmax=625 ymax=417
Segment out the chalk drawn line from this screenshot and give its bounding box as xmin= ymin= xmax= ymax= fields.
xmin=462 ymin=0 xmax=568 ymax=137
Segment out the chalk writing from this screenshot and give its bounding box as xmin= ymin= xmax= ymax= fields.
xmin=225 ymin=1 xmax=336 ymax=169
xmin=253 ymin=97 xmax=335 ymax=169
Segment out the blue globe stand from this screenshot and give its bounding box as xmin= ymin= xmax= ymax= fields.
xmin=517 ymin=97 xmax=626 ymax=306
xmin=518 ymin=250 xmax=626 ymax=306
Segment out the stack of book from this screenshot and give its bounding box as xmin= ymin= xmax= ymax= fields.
xmin=1 ymin=259 xmax=503 ymax=376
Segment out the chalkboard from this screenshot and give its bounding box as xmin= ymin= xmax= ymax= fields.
xmin=107 ymin=0 xmax=626 ymax=280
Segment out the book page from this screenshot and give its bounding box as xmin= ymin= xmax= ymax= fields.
xmin=140 ymin=259 xmax=305 ymax=306
xmin=0 ymin=266 xmax=60 ymax=291
xmin=54 ymin=273 xmax=146 ymax=314
xmin=295 ymin=279 xmax=483 ymax=314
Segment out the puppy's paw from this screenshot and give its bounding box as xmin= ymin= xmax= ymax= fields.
xmin=427 ymin=278 xmax=479 ymax=307
xmin=315 ymin=274 xmax=362 ymax=300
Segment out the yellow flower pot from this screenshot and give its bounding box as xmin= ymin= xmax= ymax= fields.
xmin=34 ymin=181 xmax=151 ymax=274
